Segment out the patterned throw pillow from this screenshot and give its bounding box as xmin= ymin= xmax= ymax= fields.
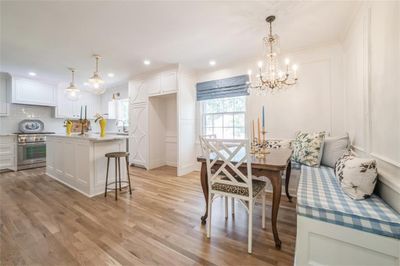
xmin=292 ymin=132 xmax=326 ymax=167
xmin=335 ymin=152 xmax=378 ymax=200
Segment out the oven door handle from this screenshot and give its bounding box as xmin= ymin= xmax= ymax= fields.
xmin=17 ymin=142 xmax=46 ymax=146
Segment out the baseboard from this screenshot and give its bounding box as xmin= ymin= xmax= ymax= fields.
xmin=177 ymin=163 xmax=197 ymax=176
xmin=166 ymin=161 xmax=177 ymax=167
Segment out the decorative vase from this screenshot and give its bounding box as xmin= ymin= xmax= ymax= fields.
xmin=66 ymin=122 xmax=72 ymax=136
xmin=99 ymin=119 xmax=106 ymax=137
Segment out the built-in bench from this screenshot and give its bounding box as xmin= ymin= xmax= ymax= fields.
xmin=295 ymin=165 xmax=400 ymax=265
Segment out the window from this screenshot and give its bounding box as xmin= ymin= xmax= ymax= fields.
xmin=108 ymin=99 xmax=129 ymax=129
xmin=202 ymin=96 xmax=246 ymax=139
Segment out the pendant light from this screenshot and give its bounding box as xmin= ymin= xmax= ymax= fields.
xmin=88 ymin=54 xmax=105 ymax=95
xmin=65 ymin=68 xmax=80 ymax=101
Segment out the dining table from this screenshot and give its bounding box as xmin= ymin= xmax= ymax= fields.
xmin=197 ymin=148 xmax=293 ymax=249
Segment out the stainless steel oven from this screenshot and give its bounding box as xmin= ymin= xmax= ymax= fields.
xmin=16 ymin=120 xmax=55 ymax=170
xmin=17 ymin=134 xmax=47 ymax=170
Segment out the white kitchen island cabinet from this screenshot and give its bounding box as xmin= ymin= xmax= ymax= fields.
xmin=46 ymin=134 xmax=128 ymax=197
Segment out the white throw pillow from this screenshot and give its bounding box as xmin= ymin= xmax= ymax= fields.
xmin=335 ymin=152 xmax=378 ymax=200
xmin=321 ymin=133 xmax=350 ymax=168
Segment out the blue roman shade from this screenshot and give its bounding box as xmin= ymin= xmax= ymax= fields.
xmin=196 ymin=74 xmax=249 ymax=101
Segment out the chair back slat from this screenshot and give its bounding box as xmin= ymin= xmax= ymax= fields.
xmin=199 ymin=136 xmax=252 ymax=196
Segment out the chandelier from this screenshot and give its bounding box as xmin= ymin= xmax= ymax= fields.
xmin=248 ymin=15 xmax=298 ymax=94
xmin=65 ymin=68 xmax=80 ymax=101
xmin=88 ymin=54 xmax=105 ymax=95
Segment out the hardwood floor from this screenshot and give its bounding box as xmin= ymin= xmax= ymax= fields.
xmin=0 ymin=166 xmax=297 ymax=265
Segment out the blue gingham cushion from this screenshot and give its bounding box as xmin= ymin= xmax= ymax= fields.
xmin=297 ymin=165 xmax=400 ymax=239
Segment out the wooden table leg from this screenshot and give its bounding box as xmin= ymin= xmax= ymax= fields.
xmin=200 ymin=162 xmax=208 ymax=224
xmin=285 ymin=160 xmax=293 ymax=202
xmin=266 ymin=172 xmax=282 ymax=249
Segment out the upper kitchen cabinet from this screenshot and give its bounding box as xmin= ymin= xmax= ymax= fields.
xmin=10 ymin=76 xmax=56 ymax=106
xmin=0 ymin=73 xmax=10 ymax=116
xmin=146 ymin=75 xmax=162 ymax=96
xmin=160 ymin=70 xmax=177 ymax=94
xmin=135 ymin=70 xmax=178 ymax=99
xmin=129 ymin=80 xmax=147 ymax=104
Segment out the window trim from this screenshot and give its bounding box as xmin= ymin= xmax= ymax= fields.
xmin=199 ymin=96 xmax=248 ymax=139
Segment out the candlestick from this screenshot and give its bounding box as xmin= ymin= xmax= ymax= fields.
xmin=80 ymin=106 xmax=82 ymax=120
xmin=262 ymin=106 xmax=265 ymax=128
xmin=257 ymin=117 xmax=261 ymax=144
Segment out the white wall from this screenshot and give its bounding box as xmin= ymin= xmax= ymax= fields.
xmin=197 ymin=44 xmax=345 ymax=139
xmin=342 ymin=1 xmax=400 ymax=211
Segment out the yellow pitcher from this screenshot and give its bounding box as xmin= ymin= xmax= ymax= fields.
xmin=65 ymin=120 xmax=73 ymax=136
xmin=99 ymin=118 xmax=106 ymax=137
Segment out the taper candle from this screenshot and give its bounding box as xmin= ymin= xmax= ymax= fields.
xmin=80 ymin=106 xmax=82 ymax=120
xmin=84 ymin=105 xmax=87 ymax=120
xmin=252 ymin=120 xmax=255 ymax=140
xmin=262 ymin=106 xmax=265 ymax=128
xmin=257 ymin=117 xmax=261 ymax=144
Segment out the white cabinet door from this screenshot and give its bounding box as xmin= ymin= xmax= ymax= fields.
xmin=55 ymin=88 xmax=100 ymax=119
xmin=12 ymin=77 xmax=56 ymax=106
xmin=63 ymin=140 xmax=76 ymax=180
xmin=146 ymin=75 xmax=162 ymax=96
xmin=129 ymin=103 xmax=148 ymax=168
xmin=0 ymin=75 xmax=9 ymax=116
xmin=0 ymin=136 xmax=16 ymax=171
xmin=161 ymin=70 xmax=177 ymax=94
xmin=81 ymin=92 xmax=100 ymax=120
xmin=55 ymin=86 xmax=74 ymax=118
xmin=74 ymin=141 xmax=90 ymax=187
xmin=129 ymin=80 xmax=147 ymax=104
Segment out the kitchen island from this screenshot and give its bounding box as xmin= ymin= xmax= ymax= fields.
xmin=46 ymin=134 xmax=128 ymax=197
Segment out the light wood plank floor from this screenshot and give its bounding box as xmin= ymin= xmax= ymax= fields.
xmin=0 ymin=166 xmax=297 ymax=265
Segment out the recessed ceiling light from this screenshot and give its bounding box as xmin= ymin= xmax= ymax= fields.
xmin=209 ymin=60 xmax=216 ymax=66
xmin=144 ymin=60 xmax=151 ymax=65
xmin=28 ymin=72 xmax=37 ymax=76
xmin=108 ymin=73 xmax=115 ymax=78
xmin=83 ymin=82 xmax=89 ymax=86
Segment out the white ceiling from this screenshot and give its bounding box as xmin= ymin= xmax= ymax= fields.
xmin=0 ymin=1 xmax=358 ymax=87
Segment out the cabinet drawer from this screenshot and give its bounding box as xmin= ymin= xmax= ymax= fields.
xmin=0 ymin=154 xmax=15 ymax=169
xmin=0 ymin=143 xmax=15 ymax=156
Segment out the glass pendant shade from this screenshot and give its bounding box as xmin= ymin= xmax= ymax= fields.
xmin=65 ymin=68 xmax=80 ymax=101
xmin=88 ymin=55 xmax=105 ymax=95
xmin=91 ymin=86 xmax=106 ymax=95
xmin=65 ymin=86 xmax=81 ymax=101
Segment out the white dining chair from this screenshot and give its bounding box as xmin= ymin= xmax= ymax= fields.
xmin=199 ymin=137 xmax=266 ymax=254
xmin=199 ymin=134 xmax=234 ymax=218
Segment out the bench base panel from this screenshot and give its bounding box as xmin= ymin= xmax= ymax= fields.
xmin=295 ymin=215 xmax=400 ymax=266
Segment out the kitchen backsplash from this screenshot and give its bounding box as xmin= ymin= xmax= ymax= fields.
xmin=0 ymin=104 xmax=118 ymax=134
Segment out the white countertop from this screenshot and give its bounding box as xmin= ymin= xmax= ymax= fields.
xmin=47 ymin=133 xmax=128 ymax=141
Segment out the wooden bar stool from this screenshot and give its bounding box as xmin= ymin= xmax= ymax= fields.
xmin=104 ymin=152 xmax=132 ymax=200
